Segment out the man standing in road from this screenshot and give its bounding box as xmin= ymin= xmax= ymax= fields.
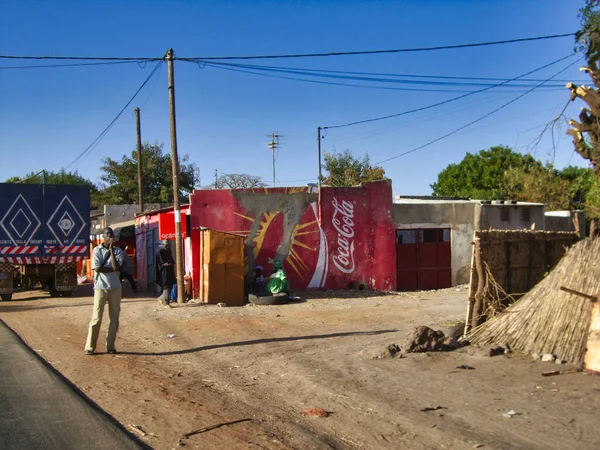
xmin=85 ymin=227 xmax=125 ymax=355
xmin=155 ymin=240 xmax=175 ymax=307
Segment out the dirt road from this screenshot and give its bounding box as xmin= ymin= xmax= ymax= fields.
xmin=1 ymin=285 xmax=599 ymax=449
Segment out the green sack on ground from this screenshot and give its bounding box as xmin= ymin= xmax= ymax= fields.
xmin=267 ymin=260 xmax=289 ymax=294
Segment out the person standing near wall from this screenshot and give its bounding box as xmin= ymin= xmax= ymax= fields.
xmin=119 ymin=244 xmax=139 ymax=294
xmin=85 ymin=227 xmax=125 ymax=355
xmin=155 ymin=240 xmax=176 ymax=307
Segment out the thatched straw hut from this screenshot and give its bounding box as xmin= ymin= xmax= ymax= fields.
xmin=465 ymin=238 xmax=600 ymax=365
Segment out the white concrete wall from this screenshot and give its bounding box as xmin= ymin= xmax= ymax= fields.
xmin=479 ymin=204 xmax=545 ymax=231
xmin=545 ymin=210 xmax=585 ymax=239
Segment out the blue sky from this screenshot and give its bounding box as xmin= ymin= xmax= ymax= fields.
xmin=0 ymin=0 xmax=589 ymax=196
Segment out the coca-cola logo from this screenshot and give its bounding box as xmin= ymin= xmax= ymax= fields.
xmin=331 ymin=197 xmax=356 ymax=274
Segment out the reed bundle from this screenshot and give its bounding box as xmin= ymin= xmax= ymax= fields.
xmin=465 ymin=238 xmax=600 ymax=365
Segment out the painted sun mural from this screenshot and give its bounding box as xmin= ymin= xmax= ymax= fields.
xmin=232 ymin=209 xmax=320 ymax=280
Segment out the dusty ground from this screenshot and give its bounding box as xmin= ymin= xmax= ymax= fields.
xmin=1 ymin=284 xmax=599 ymax=450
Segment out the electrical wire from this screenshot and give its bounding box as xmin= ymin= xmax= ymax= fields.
xmin=199 ymin=60 xmax=565 ymax=94
xmin=14 ymin=169 xmax=46 ymax=183
xmin=328 ymin=91 xmax=517 ymax=147
xmin=0 ymin=55 xmax=162 ymax=61
xmin=65 ymin=61 xmax=164 ymax=169
xmin=0 ymin=32 xmax=575 ymax=63
xmin=324 ymin=53 xmax=577 ymax=129
xmin=181 ymin=32 xmax=575 ymax=60
xmin=0 ymin=60 xmax=150 ymax=70
xmin=199 ymin=60 xmax=570 ymax=89
xmin=373 ymin=57 xmax=583 ymax=166
xmin=138 ymin=61 xmax=165 ymax=109
xmin=192 ymin=60 xmax=585 ymax=83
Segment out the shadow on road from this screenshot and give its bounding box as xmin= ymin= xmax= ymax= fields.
xmin=119 ymin=329 xmax=398 ymax=357
xmin=0 ymin=297 xmax=155 ymax=313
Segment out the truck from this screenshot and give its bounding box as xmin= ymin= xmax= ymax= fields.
xmin=0 ymin=183 xmax=90 ymax=300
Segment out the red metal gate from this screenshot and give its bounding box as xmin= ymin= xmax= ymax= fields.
xmin=396 ymin=229 xmax=451 ymax=291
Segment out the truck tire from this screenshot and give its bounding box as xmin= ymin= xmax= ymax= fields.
xmin=248 ymin=292 xmax=289 ymax=305
xmin=0 ymin=293 xmax=12 ymax=301
xmin=48 ymin=279 xmax=60 ymax=298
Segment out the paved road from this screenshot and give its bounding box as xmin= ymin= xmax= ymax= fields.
xmin=0 ymin=320 xmax=146 ymax=450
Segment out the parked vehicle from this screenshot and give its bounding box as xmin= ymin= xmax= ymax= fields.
xmin=0 ymin=183 xmax=90 ymax=300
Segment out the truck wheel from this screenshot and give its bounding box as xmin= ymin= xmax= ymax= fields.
xmin=60 ymin=291 xmax=73 ymax=297
xmin=0 ymin=293 xmax=12 ymax=301
xmin=48 ymin=279 xmax=60 ymax=298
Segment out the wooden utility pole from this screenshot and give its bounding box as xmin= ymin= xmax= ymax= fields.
xmin=135 ymin=107 xmax=144 ymax=214
xmin=166 ymin=48 xmax=185 ymax=304
xmin=317 ymin=126 xmax=322 ymax=223
xmin=214 ymin=169 xmax=218 ymax=189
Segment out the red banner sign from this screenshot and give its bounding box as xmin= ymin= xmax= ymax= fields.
xmin=158 ymin=212 xmax=188 ymax=240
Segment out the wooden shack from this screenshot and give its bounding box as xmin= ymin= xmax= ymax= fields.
xmin=198 ymin=228 xmax=245 ymax=306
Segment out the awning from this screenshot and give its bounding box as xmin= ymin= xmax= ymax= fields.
xmin=91 ymin=219 xmax=136 ymax=240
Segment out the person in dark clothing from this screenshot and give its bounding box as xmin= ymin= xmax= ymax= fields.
xmin=155 ymin=240 xmax=176 ymax=307
xmin=118 ymin=244 xmax=139 ymax=294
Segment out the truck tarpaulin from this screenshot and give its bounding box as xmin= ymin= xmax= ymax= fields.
xmin=0 ymin=184 xmax=90 ymax=263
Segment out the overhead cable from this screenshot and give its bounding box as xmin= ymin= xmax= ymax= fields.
xmin=200 ymin=60 xmax=570 ymax=88
xmin=373 ymin=57 xmax=583 ymax=166
xmin=200 ymin=60 xmax=565 ymax=94
xmin=0 ymin=55 xmax=162 ymax=61
xmin=200 ymin=62 xmax=582 ymax=83
xmin=182 ymin=33 xmax=575 ymax=61
xmin=323 ymin=53 xmax=577 ymax=129
xmin=66 ymin=61 xmax=164 ymax=169
xmin=0 ymin=32 xmax=575 ymax=62
xmin=0 ymin=60 xmax=150 ymax=70
xmin=14 ymin=170 xmax=46 ymax=183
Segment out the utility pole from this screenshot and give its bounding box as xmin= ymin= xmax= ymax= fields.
xmin=166 ymin=48 xmax=185 ymax=304
xmin=135 ymin=107 xmax=144 ymax=214
xmin=214 ymin=169 xmax=218 ymax=189
xmin=317 ymin=126 xmax=322 ymax=223
xmin=268 ymin=132 xmax=282 ymax=187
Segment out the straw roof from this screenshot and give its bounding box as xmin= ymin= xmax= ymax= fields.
xmin=465 ymin=238 xmax=600 ymax=365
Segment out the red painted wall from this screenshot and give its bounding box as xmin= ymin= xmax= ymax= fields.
xmin=189 ymin=180 xmax=396 ymax=297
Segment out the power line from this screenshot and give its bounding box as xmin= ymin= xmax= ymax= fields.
xmin=373 ymin=57 xmax=583 ymax=166
xmin=0 ymin=60 xmax=150 ymax=70
xmin=328 ymin=91 xmax=517 ymax=147
xmin=138 ymin=61 xmax=165 ymax=109
xmin=200 ymin=62 xmax=583 ymax=83
xmin=14 ymin=170 xmax=46 ymax=183
xmin=182 ymin=32 xmax=575 ymax=60
xmin=0 ymin=55 xmax=162 ymax=61
xmin=1 ymin=56 xmax=586 ymax=90
xmin=0 ymin=32 xmax=575 ymax=63
xmin=199 ymin=60 xmax=571 ymax=88
xmin=199 ymin=60 xmax=566 ymax=94
xmin=65 ymin=61 xmax=164 ymax=169
xmin=324 ymin=53 xmax=577 ymax=129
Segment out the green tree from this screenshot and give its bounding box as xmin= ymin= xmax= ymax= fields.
xmin=568 ymin=0 xmax=600 ymax=174
xmin=430 ymin=145 xmax=542 ymax=199
xmin=97 ymin=141 xmax=197 ymax=205
xmin=211 ymin=173 xmax=266 ymax=189
xmin=575 ymin=0 xmax=600 ymax=64
xmin=568 ymin=1 xmax=600 ymax=234
xmin=6 ymin=169 xmax=97 ymax=191
xmin=557 ymin=165 xmax=596 ymax=210
xmin=504 ymin=164 xmax=570 ymax=210
xmin=6 ymin=169 xmax=100 ymax=207
xmin=585 ymin=175 xmax=600 ymax=220
xmin=322 ymin=150 xmax=385 ymax=187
